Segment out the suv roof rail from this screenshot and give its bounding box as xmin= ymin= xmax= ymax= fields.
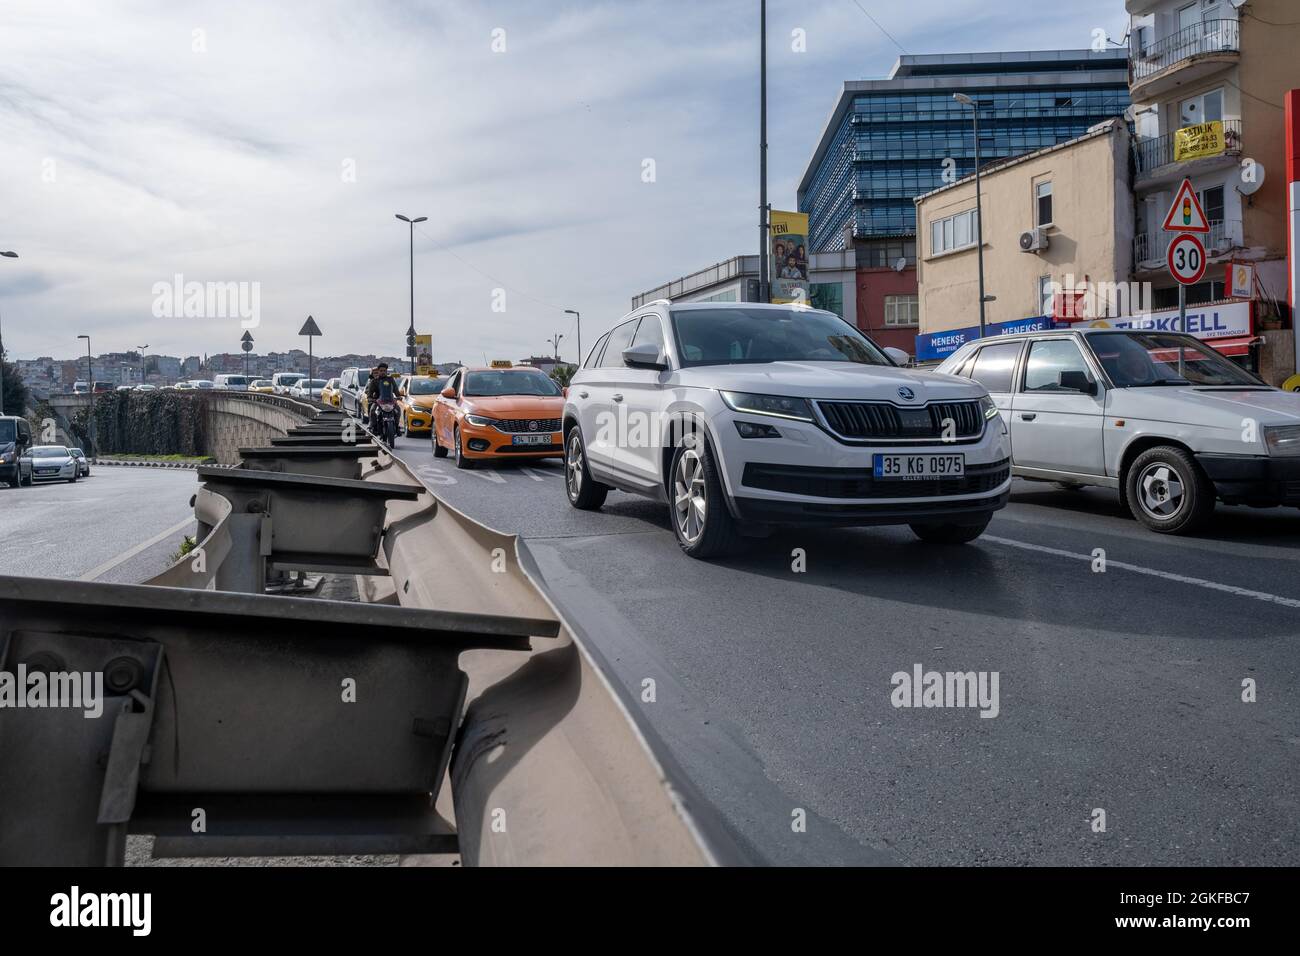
xmin=647 ymin=298 xmax=671 ymax=307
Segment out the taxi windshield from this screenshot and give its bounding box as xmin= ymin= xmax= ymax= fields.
xmin=463 ymin=371 xmax=561 ymax=397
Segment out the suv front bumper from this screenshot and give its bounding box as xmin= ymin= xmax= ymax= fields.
xmin=1195 ymin=454 xmax=1300 ymax=506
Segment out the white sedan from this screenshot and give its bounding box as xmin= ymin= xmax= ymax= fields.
xmin=26 ymin=445 xmax=79 ymax=483
xmin=289 ymin=379 xmax=328 ymax=400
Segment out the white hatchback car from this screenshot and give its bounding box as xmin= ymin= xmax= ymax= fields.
xmin=563 ymin=302 xmax=1011 ymax=558
xmin=937 ymin=327 xmax=1300 ymax=533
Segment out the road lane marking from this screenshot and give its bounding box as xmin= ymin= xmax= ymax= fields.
xmin=79 ymin=516 xmax=196 ymax=582
xmin=982 ymin=534 xmax=1300 ymax=610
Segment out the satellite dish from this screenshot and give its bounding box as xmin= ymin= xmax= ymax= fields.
xmin=893 ymin=257 xmax=907 ymax=272
xmin=1237 ymin=159 xmax=1265 ymax=196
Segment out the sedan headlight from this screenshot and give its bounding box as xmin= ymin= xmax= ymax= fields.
xmin=464 ymin=414 xmax=497 ymax=428
xmin=1263 ymin=424 xmax=1300 ymax=457
xmin=719 ymin=391 xmax=814 ymax=422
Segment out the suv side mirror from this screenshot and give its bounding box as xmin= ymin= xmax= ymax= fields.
xmin=622 ymin=343 xmax=667 ymax=370
xmin=884 ymin=346 xmax=911 ymax=366
xmin=1058 ymin=370 xmax=1096 ymax=394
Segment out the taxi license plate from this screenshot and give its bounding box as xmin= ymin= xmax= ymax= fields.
xmin=873 ymin=453 xmax=964 ymax=479
xmin=511 ymin=434 xmax=553 ymax=446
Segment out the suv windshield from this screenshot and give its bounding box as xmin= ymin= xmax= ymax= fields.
xmin=0 ymin=421 xmax=15 ymax=443
xmin=1087 ymin=332 xmax=1261 ymax=387
xmin=463 ymin=371 xmax=561 ymax=397
xmin=670 ymin=307 xmax=890 ymax=367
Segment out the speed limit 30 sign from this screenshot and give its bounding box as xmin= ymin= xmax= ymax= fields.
xmin=1167 ymin=233 xmax=1207 ymax=285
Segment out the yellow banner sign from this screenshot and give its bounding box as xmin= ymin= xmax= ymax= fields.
xmin=1174 ymin=121 xmax=1225 ymax=163
xmin=770 ymin=210 xmax=810 ymax=304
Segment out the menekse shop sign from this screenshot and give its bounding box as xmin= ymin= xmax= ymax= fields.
xmin=914 ymin=300 xmax=1252 ymax=363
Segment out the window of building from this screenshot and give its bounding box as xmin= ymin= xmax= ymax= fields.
xmin=929 ymin=208 xmax=979 ymax=256
xmin=1038 ymin=275 xmax=1054 ymax=316
xmin=883 ymin=294 xmax=919 ymax=327
xmin=1199 ymin=184 xmax=1225 ymax=224
xmin=1035 ymin=181 xmax=1053 ymax=227
xmin=1179 ymin=88 xmax=1223 ymax=127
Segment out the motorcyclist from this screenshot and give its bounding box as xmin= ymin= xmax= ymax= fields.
xmin=364 ymin=362 xmax=402 ymax=436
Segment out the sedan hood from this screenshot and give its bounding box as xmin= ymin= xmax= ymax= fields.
xmin=463 ymin=395 xmax=564 ymax=417
xmin=677 ymin=361 xmax=986 ymax=402
xmin=1109 ymin=386 xmax=1300 ymax=426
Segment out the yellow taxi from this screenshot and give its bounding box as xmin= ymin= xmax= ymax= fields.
xmin=433 ymin=363 xmax=565 ymax=468
xmin=248 ymin=379 xmax=275 ymax=394
xmin=319 ymin=377 xmax=342 ymax=407
xmin=397 ymin=374 xmax=446 ymax=435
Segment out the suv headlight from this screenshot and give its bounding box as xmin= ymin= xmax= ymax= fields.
xmin=978 ymin=395 xmax=1006 ymax=434
xmin=719 ymin=391 xmax=813 ymax=422
xmin=464 ymin=413 xmax=497 ymax=428
xmin=1263 ymin=424 xmax=1300 ymax=457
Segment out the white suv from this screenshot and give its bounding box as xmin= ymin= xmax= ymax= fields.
xmin=937 ymin=327 xmax=1300 ymax=533
xmin=563 ymin=302 xmax=1011 ymax=558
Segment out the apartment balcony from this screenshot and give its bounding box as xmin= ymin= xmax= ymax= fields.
xmin=1133 ymin=219 xmax=1242 ymax=272
xmin=1130 ymin=19 xmax=1239 ymax=100
xmin=1133 ymin=119 xmax=1241 ymax=190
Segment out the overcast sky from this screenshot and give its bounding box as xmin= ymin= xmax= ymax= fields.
xmin=0 ymin=0 xmax=1127 ymax=365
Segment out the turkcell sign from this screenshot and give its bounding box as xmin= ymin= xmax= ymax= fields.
xmin=914 ymin=316 xmax=1055 ymax=362
xmin=1069 ymin=300 xmax=1251 ymax=340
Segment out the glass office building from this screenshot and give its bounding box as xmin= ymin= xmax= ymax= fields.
xmin=798 ymin=51 xmax=1131 ymax=256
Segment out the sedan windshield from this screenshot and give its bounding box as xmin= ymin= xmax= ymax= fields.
xmin=463 ymin=371 xmax=560 ymax=397
xmin=670 ymin=307 xmax=890 ymax=367
xmin=30 ymin=446 xmax=69 ymax=458
xmin=1086 ymin=332 xmax=1261 ymax=387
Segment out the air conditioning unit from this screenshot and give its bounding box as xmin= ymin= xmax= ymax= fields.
xmin=1019 ymin=227 xmax=1049 ymax=253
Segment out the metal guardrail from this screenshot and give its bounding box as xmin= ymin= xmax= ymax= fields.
xmin=1130 ymin=19 xmax=1239 ymax=85
xmin=0 ymin=409 xmax=717 ymax=866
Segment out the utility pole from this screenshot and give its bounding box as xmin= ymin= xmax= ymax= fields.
xmin=395 ymin=214 xmax=427 ymax=376
xmin=758 ymin=0 xmax=770 ymax=304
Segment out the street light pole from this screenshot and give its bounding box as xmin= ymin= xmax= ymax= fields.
xmin=78 ymin=334 xmax=94 ymax=455
xmin=137 ymin=344 xmax=149 ymax=385
xmin=547 ymin=334 xmax=564 ymax=362
xmin=758 ymin=0 xmax=770 ymax=304
xmin=395 ymin=214 xmax=428 ymax=377
xmin=0 ymin=250 xmax=17 ymax=416
xmin=954 ymin=93 xmax=988 ymax=338
xmin=564 ymin=309 xmax=581 ymax=366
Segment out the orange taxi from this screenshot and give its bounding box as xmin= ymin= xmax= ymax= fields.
xmin=432 ymin=364 xmax=564 ymax=468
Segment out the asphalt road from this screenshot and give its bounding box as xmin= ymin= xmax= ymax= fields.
xmin=389 ymin=431 xmax=1300 ymax=867
xmin=0 ymin=466 xmax=197 ymax=583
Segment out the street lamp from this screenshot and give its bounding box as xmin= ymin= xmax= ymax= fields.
xmin=0 ymin=250 xmax=17 ymax=416
xmin=953 ymin=93 xmax=989 ymax=338
xmin=137 ymin=344 xmax=149 ymax=385
xmin=564 ymin=309 xmax=581 ymax=367
xmin=78 ymin=334 xmax=95 ymax=455
xmin=395 ymin=214 xmax=428 ymax=376
xmin=547 ymin=334 xmax=564 ymax=362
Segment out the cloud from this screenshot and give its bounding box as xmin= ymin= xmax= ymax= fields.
xmin=0 ymin=0 xmax=1128 ymax=365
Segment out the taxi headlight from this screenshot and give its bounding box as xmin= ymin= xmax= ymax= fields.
xmin=465 ymin=414 xmax=496 ymax=428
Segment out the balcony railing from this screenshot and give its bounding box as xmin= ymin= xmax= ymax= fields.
xmin=1131 ymin=19 xmax=1239 ymax=84
xmin=1133 ymin=219 xmax=1242 ymax=268
xmin=1134 ymin=119 xmax=1241 ymax=174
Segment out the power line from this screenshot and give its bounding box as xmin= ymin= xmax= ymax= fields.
xmin=411 ymin=224 xmax=568 ymax=313
xmin=848 ymin=0 xmax=907 ymax=54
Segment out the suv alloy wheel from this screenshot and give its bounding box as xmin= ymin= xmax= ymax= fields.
xmin=669 ymin=438 xmax=741 ymax=559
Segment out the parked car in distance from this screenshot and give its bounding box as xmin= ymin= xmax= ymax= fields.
xmin=271 ymin=372 xmax=305 ymax=395
xmin=27 ymin=445 xmax=79 ymax=482
xmin=248 ymin=379 xmax=275 ymax=393
xmin=92 ymin=381 xmax=114 ymax=393
xmin=213 ymin=374 xmax=251 ymax=391
xmin=564 ymin=302 xmax=1010 ymax=558
xmin=190 ymin=380 xmax=215 ymax=390
xmin=134 ymin=383 xmax=158 ymax=392
xmin=72 ymin=381 xmax=89 ymax=394
xmin=115 ymin=385 xmax=133 ymax=392
xmin=0 ymin=415 xmax=34 ymax=487
xmin=173 ymin=381 xmax=196 ymax=390
xmin=936 ymin=327 xmax=1300 ymax=533
xmin=338 ymin=367 xmax=370 ymax=418
xmin=435 ymin=365 xmax=565 ymax=467
xmin=289 ymin=378 xmax=327 ymax=400
xmin=319 ymin=378 xmax=342 ymax=407
xmin=398 ymin=374 xmax=446 ymax=435
xmin=69 ymin=447 xmax=90 ymax=477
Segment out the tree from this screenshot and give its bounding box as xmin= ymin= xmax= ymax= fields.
xmin=549 ymin=363 xmax=577 ymax=389
xmin=1 ymin=359 xmax=29 ymax=417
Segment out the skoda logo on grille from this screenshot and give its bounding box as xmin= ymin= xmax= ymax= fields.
xmin=897 ymin=386 xmax=916 ymax=401
xmin=528 ymin=420 xmax=538 ymax=431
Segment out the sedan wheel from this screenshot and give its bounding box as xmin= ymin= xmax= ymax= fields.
xmin=1124 ymin=446 xmax=1213 ymax=534
xmin=1137 ymin=463 xmax=1183 ymax=519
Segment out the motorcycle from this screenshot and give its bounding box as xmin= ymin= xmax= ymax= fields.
xmin=372 ymin=397 xmax=400 ymax=448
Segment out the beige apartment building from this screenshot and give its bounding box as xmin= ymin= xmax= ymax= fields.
xmin=914 ymin=119 xmax=1134 ymax=339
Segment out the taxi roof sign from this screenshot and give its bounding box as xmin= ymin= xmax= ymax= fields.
xmin=1162 ymin=178 xmax=1211 ymax=233
xmin=489 ymin=360 xmax=513 ymax=368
